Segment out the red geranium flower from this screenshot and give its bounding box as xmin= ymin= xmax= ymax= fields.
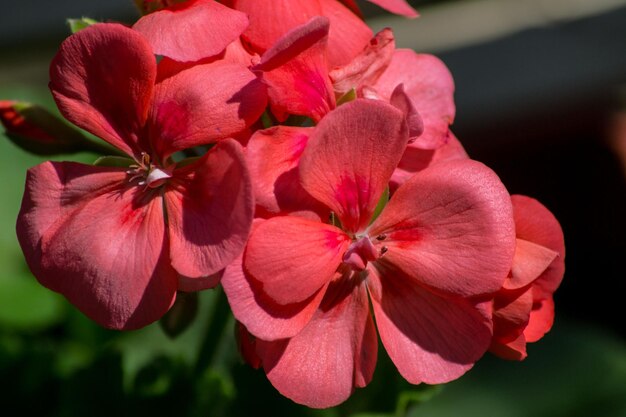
xmin=223 ymin=99 xmax=516 ymax=407
xmin=490 ymin=195 xmax=566 ymax=360
xmin=16 ymin=23 xmax=267 ymax=330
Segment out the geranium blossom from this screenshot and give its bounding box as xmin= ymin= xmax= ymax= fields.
xmin=490 ymin=195 xmax=565 ymax=360
xmin=223 ymin=99 xmax=516 ymax=407
xmin=16 ymin=23 xmax=267 ymax=330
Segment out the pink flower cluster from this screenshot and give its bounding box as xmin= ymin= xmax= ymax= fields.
xmin=12 ymin=0 xmax=565 ymax=408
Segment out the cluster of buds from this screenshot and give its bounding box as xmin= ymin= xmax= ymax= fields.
xmin=2 ymin=0 xmax=564 ymax=408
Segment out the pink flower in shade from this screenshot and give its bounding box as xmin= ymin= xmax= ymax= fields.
xmin=222 ymin=99 xmax=517 ymax=408
xmin=16 ymin=23 xmax=267 ymax=330
xmin=490 ymin=195 xmax=565 ymax=360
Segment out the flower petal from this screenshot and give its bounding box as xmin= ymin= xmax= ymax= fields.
xmin=368 ymin=264 xmax=490 ymax=384
xmin=319 ymin=0 xmax=373 ymax=67
xmin=390 ymin=131 xmax=468 ymax=192
xmin=524 ymin=296 xmax=555 ymax=343
xmin=246 ymin=125 xmax=327 ymax=217
xmin=49 ymin=23 xmax=156 ymax=158
xmin=511 ymin=195 xmax=565 ymax=298
xmin=300 ymin=99 xmax=408 ymax=234
xmin=504 ymin=238 xmax=558 ymax=290
xmin=492 ymin=287 xmax=533 ymax=343
xmin=149 ymin=61 xmax=267 ymax=159
xmin=165 ymin=139 xmax=253 ymax=278
xmin=222 ymin=251 xmax=327 ymax=340
xmin=370 ymin=159 xmax=516 ymax=297
xmin=132 ymin=0 xmax=249 ymax=62
xmin=330 ymin=28 xmax=396 ymax=96
xmin=255 ymin=17 xmax=335 ymax=122
xmin=236 ymin=0 xmax=323 ymax=54
xmin=244 ymin=216 xmax=350 ymax=305
xmin=256 ymin=278 xmax=377 ymax=408
xmin=370 ymin=50 xmax=455 ymax=150
xmin=16 ymin=161 xmax=177 ymax=329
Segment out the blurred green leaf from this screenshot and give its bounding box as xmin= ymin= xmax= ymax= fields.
xmin=67 ymin=17 xmax=99 ymax=34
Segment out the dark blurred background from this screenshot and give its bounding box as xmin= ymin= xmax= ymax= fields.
xmin=1 ymin=1 xmax=625 ymax=416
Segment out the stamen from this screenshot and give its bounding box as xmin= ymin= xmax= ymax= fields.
xmin=376 ymin=234 xmax=387 ymax=241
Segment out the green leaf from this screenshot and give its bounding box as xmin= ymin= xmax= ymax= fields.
xmin=93 ymin=155 xmax=134 ymax=167
xmin=159 ymin=291 xmax=199 ymax=339
xmin=370 ymin=186 xmax=389 ymax=224
xmin=67 ymin=17 xmax=99 ymax=34
xmin=337 ymin=88 xmax=357 ymax=105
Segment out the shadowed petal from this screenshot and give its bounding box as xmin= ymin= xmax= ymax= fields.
xmin=244 ymin=216 xmax=350 ymax=305
xmin=256 ymin=278 xmax=377 ymax=408
xmin=300 ymin=99 xmax=408 ymax=234
xmin=511 ymin=195 xmax=565 ymax=298
xmin=165 ymin=139 xmax=253 ymax=278
xmin=149 ymin=61 xmax=267 ymax=159
xmin=504 ymin=238 xmax=558 ymax=290
xmin=222 ymin=252 xmax=327 ymax=340
xmin=246 ymin=126 xmax=327 ymax=217
xmin=49 ymin=23 xmax=156 ymax=158
xmin=524 ymin=296 xmax=555 ymax=343
xmin=133 ymin=0 xmax=249 ymax=62
xmin=368 ymin=264 xmax=490 ymax=384
xmin=366 ymin=0 xmax=418 ymax=17
xmin=370 ymin=159 xmax=515 ymax=297
xmin=255 ymin=17 xmax=335 ymax=122
xmin=16 ymin=161 xmax=177 ymax=329
xmin=371 ymin=50 xmax=454 ymax=150
xmin=492 ymin=287 xmax=533 ymax=343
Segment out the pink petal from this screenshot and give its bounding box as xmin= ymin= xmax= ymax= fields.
xmin=390 ymin=84 xmax=425 ymax=141
xmin=246 ymin=126 xmax=327 ymax=217
xmin=132 ymin=0 xmax=249 ymax=62
xmin=366 ymin=0 xmax=418 ymax=17
xmin=235 ymin=0 xmax=323 ymax=54
xmin=222 ymin=252 xmax=327 ymax=340
xmin=255 ymin=17 xmax=335 ymax=122
xmin=49 ymin=23 xmax=156 ymax=158
xmin=524 ymin=296 xmax=555 ymax=343
xmin=369 ymin=159 xmax=516 ymax=297
xmin=489 ymin=333 xmax=527 ymax=361
xmin=504 ymin=238 xmax=558 ymax=290
xmin=337 ymin=0 xmax=362 ymax=16
xmin=299 ymin=99 xmax=408 ymax=234
xmin=16 ymin=161 xmax=177 ymax=329
xmin=511 ymin=195 xmax=565 ymax=298
xmin=329 ymin=28 xmax=396 ymax=96
xmin=368 ymin=264 xmax=491 ymax=384
xmin=149 ymin=61 xmax=267 ymax=159
xmin=165 ymin=139 xmax=253 ymax=278
xmin=492 ymin=287 xmax=533 ymax=342
xmin=371 ymin=50 xmax=455 ymax=150
xmin=390 ymin=131 xmax=468 ymax=192
xmin=177 ymin=270 xmax=223 ymax=292
xmin=256 ymin=279 xmax=377 ymax=408
xmin=319 ymin=0 xmax=373 ymax=67
xmin=244 ymin=216 xmax=350 ymax=305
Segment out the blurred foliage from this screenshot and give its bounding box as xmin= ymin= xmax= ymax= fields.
xmin=1 ymin=48 xmax=625 ymax=417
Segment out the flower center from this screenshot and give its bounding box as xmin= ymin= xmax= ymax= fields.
xmin=126 ymin=152 xmax=172 ymax=189
xmin=342 ymin=235 xmax=387 ymax=271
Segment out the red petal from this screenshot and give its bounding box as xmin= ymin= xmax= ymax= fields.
xmin=368 ymin=264 xmax=490 ymax=384
xmin=329 ymin=28 xmax=396 ymax=96
xmin=319 ymin=0 xmax=373 ymax=67
xmin=370 ymin=159 xmax=516 ymax=297
xmin=256 ymin=279 xmax=377 ymax=408
xmin=524 ymin=296 xmax=555 ymax=343
xmin=236 ymin=0 xmax=323 ymax=54
xmin=244 ymin=216 xmax=350 ymax=305
xmin=300 ymin=99 xmax=408 ymax=234
xmin=165 ymin=139 xmax=253 ymax=278
xmin=255 ymin=17 xmax=335 ymax=122
xmin=222 ymin=252 xmax=326 ymax=340
xmin=512 ymin=195 xmax=565 ymax=298
xmin=371 ymin=50 xmax=455 ymax=150
xmin=132 ymin=0 xmax=249 ymax=62
xmin=390 ymin=131 xmax=468 ymax=192
xmin=489 ymin=333 xmax=527 ymax=361
xmin=504 ymin=238 xmax=558 ymax=290
xmin=492 ymin=287 xmax=533 ymax=342
xmin=149 ymin=61 xmax=267 ymax=159
xmin=246 ymin=126 xmax=327 ymax=217
xmin=366 ymin=0 xmax=418 ymax=17
xmin=49 ymin=23 xmax=156 ymax=158
xmin=16 ymin=161 xmax=177 ymax=329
